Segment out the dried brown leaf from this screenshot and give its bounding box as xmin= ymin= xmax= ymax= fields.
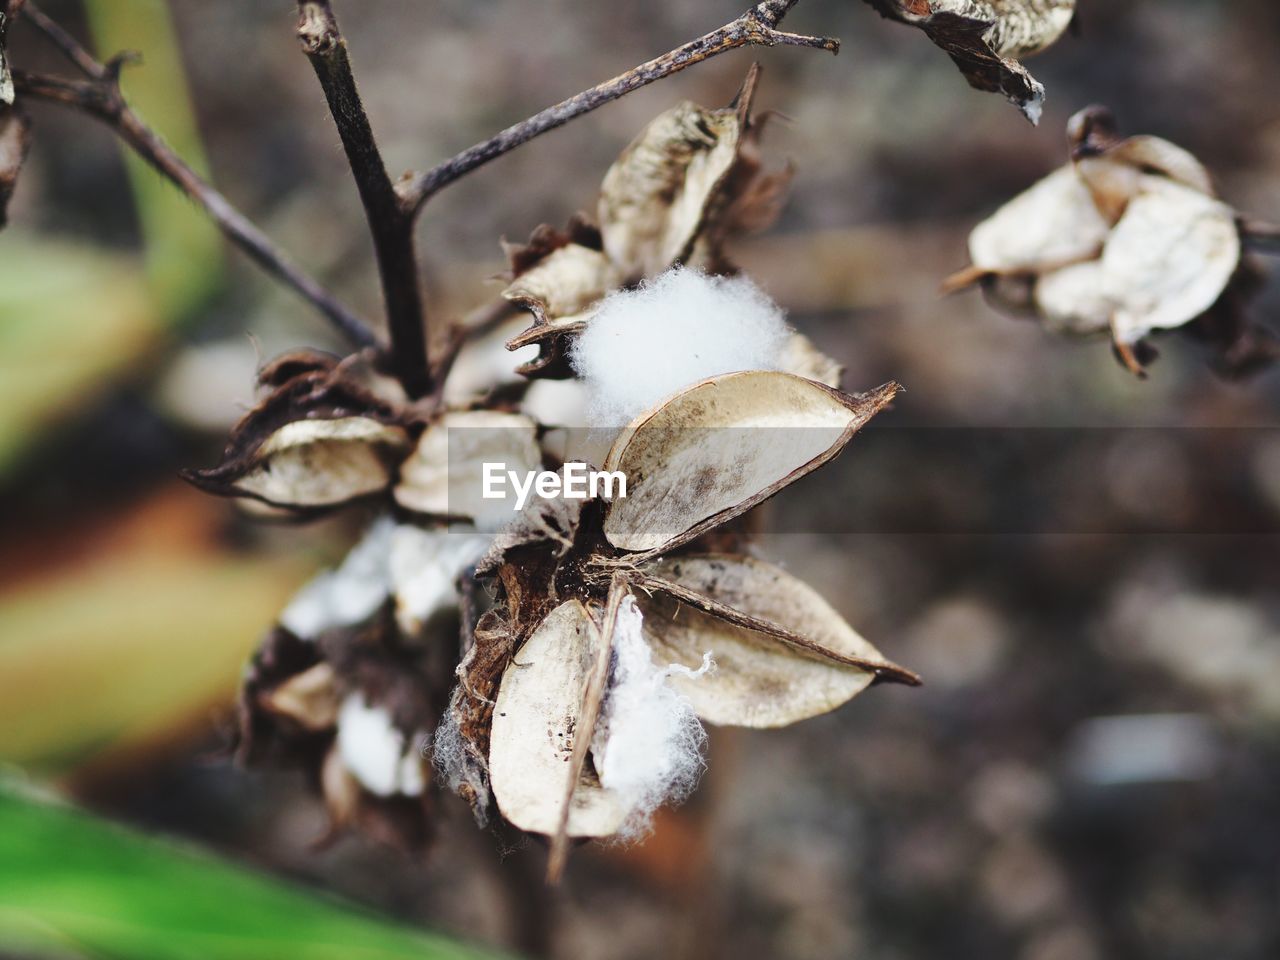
xmin=862 ymin=0 xmax=1077 ymax=123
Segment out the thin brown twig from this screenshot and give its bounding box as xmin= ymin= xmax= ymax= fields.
xmin=296 ymin=1 xmax=430 ymax=397
xmin=13 ymin=5 xmax=377 ymax=349
xmin=547 ymin=574 xmax=628 ymax=884
xmin=400 ymin=0 xmax=836 ymax=213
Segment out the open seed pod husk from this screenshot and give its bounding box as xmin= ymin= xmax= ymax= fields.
xmin=1101 ymin=177 xmax=1241 ymax=349
xmin=0 ymin=10 xmax=14 ymax=108
xmin=488 ymin=600 xmax=631 ymax=837
xmin=860 ymin=0 xmax=1077 ymax=123
xmin=635 ymin=555 xmax=918 ymax=727
xmin=183 ymin=357 xmax=408 ymax=511
xmin=394 ymin=410 xmax=542 ymax=526
xmin=601 ymin=372 xmax=899 ymax=555
xmin=505 ymin=66 xmax=787 ymax=379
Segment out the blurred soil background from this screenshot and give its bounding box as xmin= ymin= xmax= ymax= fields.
xmin=2 ymin=1 xmax=1280 ymax=958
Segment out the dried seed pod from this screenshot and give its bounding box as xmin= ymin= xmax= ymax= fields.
xmin=599 ymin=100 xmax=745 ymax=278
xmin=949 ymin=107 xmax=1275 ymax=376
xmin=636 ymin=555 xmax=912 ymax=727
xmin=394 ymin=410 xmax=542 ymax=525
xmin=488 ymin=600 xmax=631 ymax=837
xmin=505 ymin=67 xmax=788 ymax=380
xmin=964 ymin=165 xmax=1109 ymax=277
xmin=861 ymin=0 xmax=1077 ymax=123
xmin=1103 ymin=178 xmax=1241 ymax=349
xmin=781 ymin=332 xmax=844 ymax=388
xmin=183 ymin=360 xmax=408 ymax=510
xmin=602 ymin=372 xmax=899 ymax=554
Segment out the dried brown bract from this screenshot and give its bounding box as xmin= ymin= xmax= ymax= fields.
xmin=860 ymin=0 xmax=1076 ymax=123
xmin=946 ymin=105 xmax=1279 ymax=377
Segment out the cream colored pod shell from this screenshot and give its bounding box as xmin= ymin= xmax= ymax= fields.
xmin=489 ymin=601 xmax=631 ymax=838
xmin=638 ymin=555 xmax=888 ymax=728
xmin=1103 ymin=178 xmax=1240 ymax=345
xmin=968 ymin=165 xmax=1110 ymax=275
xmin=602 ymin=372 xmax=895 ymax=555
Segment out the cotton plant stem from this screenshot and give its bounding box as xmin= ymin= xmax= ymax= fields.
xmin=13 ymin=5 xmax=378 ymax=349
xmin=296 ymin=1 xmax=431 ymax=397
xmin=400 ymin=0 xmax=837 ymax=212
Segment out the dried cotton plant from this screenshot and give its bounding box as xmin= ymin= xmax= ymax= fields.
xmin=5 ymin=0 xmax=1272 ymax=891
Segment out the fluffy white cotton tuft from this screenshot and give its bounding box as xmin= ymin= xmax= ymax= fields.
xmin=388 ymin=528 xmax=490 ymax=637
xmin=570 ymin=267 xmax=791 ymax=426
xmin=336 ymin=693 xmax=427 ymax=797
xmin=279 ymin=517 xmax=395 ymax=639
xmin=591 ymin=596 xmax=711 ymax=835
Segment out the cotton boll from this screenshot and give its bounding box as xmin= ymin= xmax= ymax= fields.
xmin=389 ymin=527 xmax=491 ymax=636
xmin=570 ymin=267 xmax=791 ymax=427
xmin=591 ymin=596 xmax=711 ymax=835
xmin=279 ymin=517 xmax=394 ymax=639
xmin=336 ymin=693 xmax=427 ymax=797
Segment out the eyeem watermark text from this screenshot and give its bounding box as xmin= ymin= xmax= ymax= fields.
xmin=482 ymin=462 xmax=627 ymax=511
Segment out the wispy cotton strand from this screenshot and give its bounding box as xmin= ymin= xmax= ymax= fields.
xmin=591 ymin=596 xmax=712 ymax=836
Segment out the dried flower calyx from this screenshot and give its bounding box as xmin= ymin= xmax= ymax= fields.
xmin=946 ymin=106 xmax=1280 ymax=378
xmin=860 ymin=0 xmax=1077 ymax=123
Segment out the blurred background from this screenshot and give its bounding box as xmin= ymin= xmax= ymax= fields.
xmin=2 ymin=0 xmax=1279 ymax=958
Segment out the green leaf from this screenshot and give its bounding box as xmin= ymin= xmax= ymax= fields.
xmin=83 ymin=0 xmax=223 ymax=318
xmin=0 ymin=783 xmax=511 ymax=960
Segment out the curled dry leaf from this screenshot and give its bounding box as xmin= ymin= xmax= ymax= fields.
xmin=636 ymin=555 xmax=912 ymax=727
xmin=0 ymin=105 xmax=30 ymax=227
xmin=394 ymin=410 xmax=542 ymax=524
xmin=861 ymin=0 xmax=1076 ymax=123
xmin=602 ymin=372 xmax=899 ymax=554
xmin=488 ymin=600 xmax=630 ymax=838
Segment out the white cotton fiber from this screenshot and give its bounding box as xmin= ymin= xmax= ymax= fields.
xmin=591 ymin=596 xmax=711 ymax=835
xmin=279 ymin=517 xmax=394 ymax=639
xmin=570 ymin=267 xmax=791 ymax=427
xmin=388 ymin=527 xmax=491 ymax=637
xmin=336 ymin=693 xmax=427 ymax=797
